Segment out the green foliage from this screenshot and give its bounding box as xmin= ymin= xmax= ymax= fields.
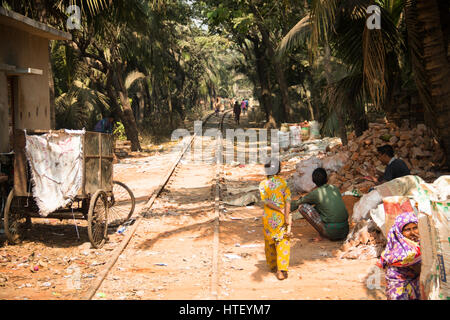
xmin=3 ymin=0 xmax=244 ymax=136
xmin=113 ymin=122 xmax=127 ymax=141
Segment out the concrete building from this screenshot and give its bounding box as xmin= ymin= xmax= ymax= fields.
xmin=0 ymin=7 xmax=71 ymax=153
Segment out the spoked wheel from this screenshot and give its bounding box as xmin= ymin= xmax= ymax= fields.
xmin=87 ymin=190 xmax=108 ymax=249
xmin=3 ymin=189 xmax=28 ymax=244
xmin=107 ymin=181 xmax=135 ymax=227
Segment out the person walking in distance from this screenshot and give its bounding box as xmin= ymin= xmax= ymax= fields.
xmin=244 ymin=98 xmax=249 ymax=115
xmin=233 ymin=101 xmax=241 ymax=125
xmin=241 ymin=99 xmax=246 ymax=116
xmin=214 ymin=97 xmax=220 ymax=117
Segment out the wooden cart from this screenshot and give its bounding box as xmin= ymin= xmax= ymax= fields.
xmin=3 ymin=129 xmax=134 ymax=248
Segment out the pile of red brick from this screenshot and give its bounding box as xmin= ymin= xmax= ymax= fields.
xmin=325 ymin=121 xmax=445 ymax=193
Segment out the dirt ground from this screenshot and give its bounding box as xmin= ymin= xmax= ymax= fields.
xmin=0 ymin=111 xmax=387 ymax=300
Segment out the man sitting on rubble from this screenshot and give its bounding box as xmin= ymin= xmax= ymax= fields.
xmin=374 ymin=145 xmax=410 ymax=183
xmin=291 ymin=168 xmax=349 ymax=241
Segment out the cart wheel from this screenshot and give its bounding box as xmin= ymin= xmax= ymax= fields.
xmin=87 ymin=190 xmax=108 ymax=249
xmin=107 ymin=181 xmax=135 ymax=227
xmin=3 ymin=189 xmax=27 ymax=244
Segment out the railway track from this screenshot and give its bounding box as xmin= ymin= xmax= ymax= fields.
xmin=85 ymin=110 xmax=232 ymax=300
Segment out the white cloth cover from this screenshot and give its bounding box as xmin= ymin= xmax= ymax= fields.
xmin=25 ymin=130 xmax=84 ymax=216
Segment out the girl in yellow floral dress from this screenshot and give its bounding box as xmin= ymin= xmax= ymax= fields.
xmin=259 ymin=160 xmax=291 ymax=280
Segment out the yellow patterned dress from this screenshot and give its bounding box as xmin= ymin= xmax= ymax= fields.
xmin=259 ymin=175 xmax=291 ymax=271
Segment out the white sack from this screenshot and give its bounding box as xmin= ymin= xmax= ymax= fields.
xmin=369 ymin=204 xmax=386 ymax=237
xmin=432 ymin=175 xmax=450 ymax=200
xmin=25 ymin=130 xmax=84 ymax=216
xmin=277 ymin=131 xmax=290 ymax=149
xmin=322 ymin=152 xmax=349 ymax=173
xmin=294 ymin=156 xmax=322 ymax=193
xmin=289 ymin=126 xmax=302 ymax=147
xmin=295 ymin=156 xmax=322 ymax=174
xmin=352 ymin=189 xmax=383 ymax=222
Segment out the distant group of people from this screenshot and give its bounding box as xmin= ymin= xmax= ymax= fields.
xmin=259 ymin=145 xmax=420 ymax=300
xmin=214 ymin=97 xmax=250 ymax=124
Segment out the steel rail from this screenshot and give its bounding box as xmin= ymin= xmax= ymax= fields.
xmin=84 ymin=111 xmax=220 ymax=300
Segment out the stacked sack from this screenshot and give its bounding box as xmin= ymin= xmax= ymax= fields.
xmin=325 ymin=121 xmax=445 ymax=192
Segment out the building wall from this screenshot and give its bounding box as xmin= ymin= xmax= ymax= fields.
xmin=0 ymin=23 xmax=52 ymax=153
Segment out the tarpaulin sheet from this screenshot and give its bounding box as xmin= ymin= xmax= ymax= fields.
xmin=25 ymin=130 xmax=84 ymax=216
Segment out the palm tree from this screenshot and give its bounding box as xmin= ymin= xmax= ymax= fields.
xmin=278 ymin=0 xmax=450 ymax=167
xmin=278 ymin=1 xmax=401 ymax=141
xmin=2 ymin=0 xmax=149 ymax=151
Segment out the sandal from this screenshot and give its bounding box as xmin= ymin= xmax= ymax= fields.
xmin=276 ymin=270 xmax=286 ymax=280
xmin=282 ymin=270 xmax=288 ymax=279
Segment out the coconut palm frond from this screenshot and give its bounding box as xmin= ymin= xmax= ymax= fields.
xmin=310 ymin=0 xmax=338 ymax=50
xmin=276 ymin=15 xmax=311 ymax=57
xmin=60 ymin=0 xmax=108 ymax=16
xmin=332 ymin=15 xmax=365 ymax=73
xmin=55 ymin=79 xmax=112 ymax=130
xmin=55 ymin=93 xmax=89 ymax=129
xmin=322 ymin=109 xmax=340 ymax=137
xmin=325 ymin=73 xmax=364 ymax=115
xmin=125 ymin=70 xmax=146 ymax=90
xmin=362 ymin=6 xmax=404 ymax=109
xmin=362 ymin=27 xmax=386 ymax=110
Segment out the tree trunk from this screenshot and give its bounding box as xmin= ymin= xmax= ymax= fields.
xmin=336 ymin=110 xmax=348 ymax=146
xmin=167 ymin=82 xmax=173 ymax=128
xmin=136 ymin=91 xmax=144 ymax=125
xmin=143 ymin=80 xmax=152 ymax=118
xmin=108 ymin=67 xmax=142 ymax=152
xmin=416 ymin=0 xmax=450 ymax=167
xmin=48 ymin=42 xmax=56 ymax=129
xmin=349 ymin=102 xmax=368 ymax=137
xmin=323 ymin=45 xmax=349 ymax=144
xmin=300 ymin=82 xmax=315 ymax=120
xmin=259 ymin=26 xmax=292 ymax=122
xmin=253 ymin=43 xmax=277 ymax=128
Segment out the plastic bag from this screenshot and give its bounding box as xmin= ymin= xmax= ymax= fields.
xmin=289 ymin=126 xmax=302 ymax=147
xmin=277 ymin=131 xmax=290 ymax=149
xmin=300 ymin=126 xmax=310 ymax=140
xmin=369 ymin=204 xmax=386 ymax=237
xmin=352 ymin=189 xmax=383 ymax=222
xmin=309 ymin=120 xmax=320 ymax=139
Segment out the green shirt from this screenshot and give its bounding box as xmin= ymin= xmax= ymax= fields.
xmin=297 ymin=184 xmax=349 ymax=224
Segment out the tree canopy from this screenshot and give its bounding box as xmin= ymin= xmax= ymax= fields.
xmin=2 ymin=0 xmax=449 ymax=166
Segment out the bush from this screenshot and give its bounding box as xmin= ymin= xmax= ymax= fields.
xmin=113 ymin=122 xmax=127 ymax=141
